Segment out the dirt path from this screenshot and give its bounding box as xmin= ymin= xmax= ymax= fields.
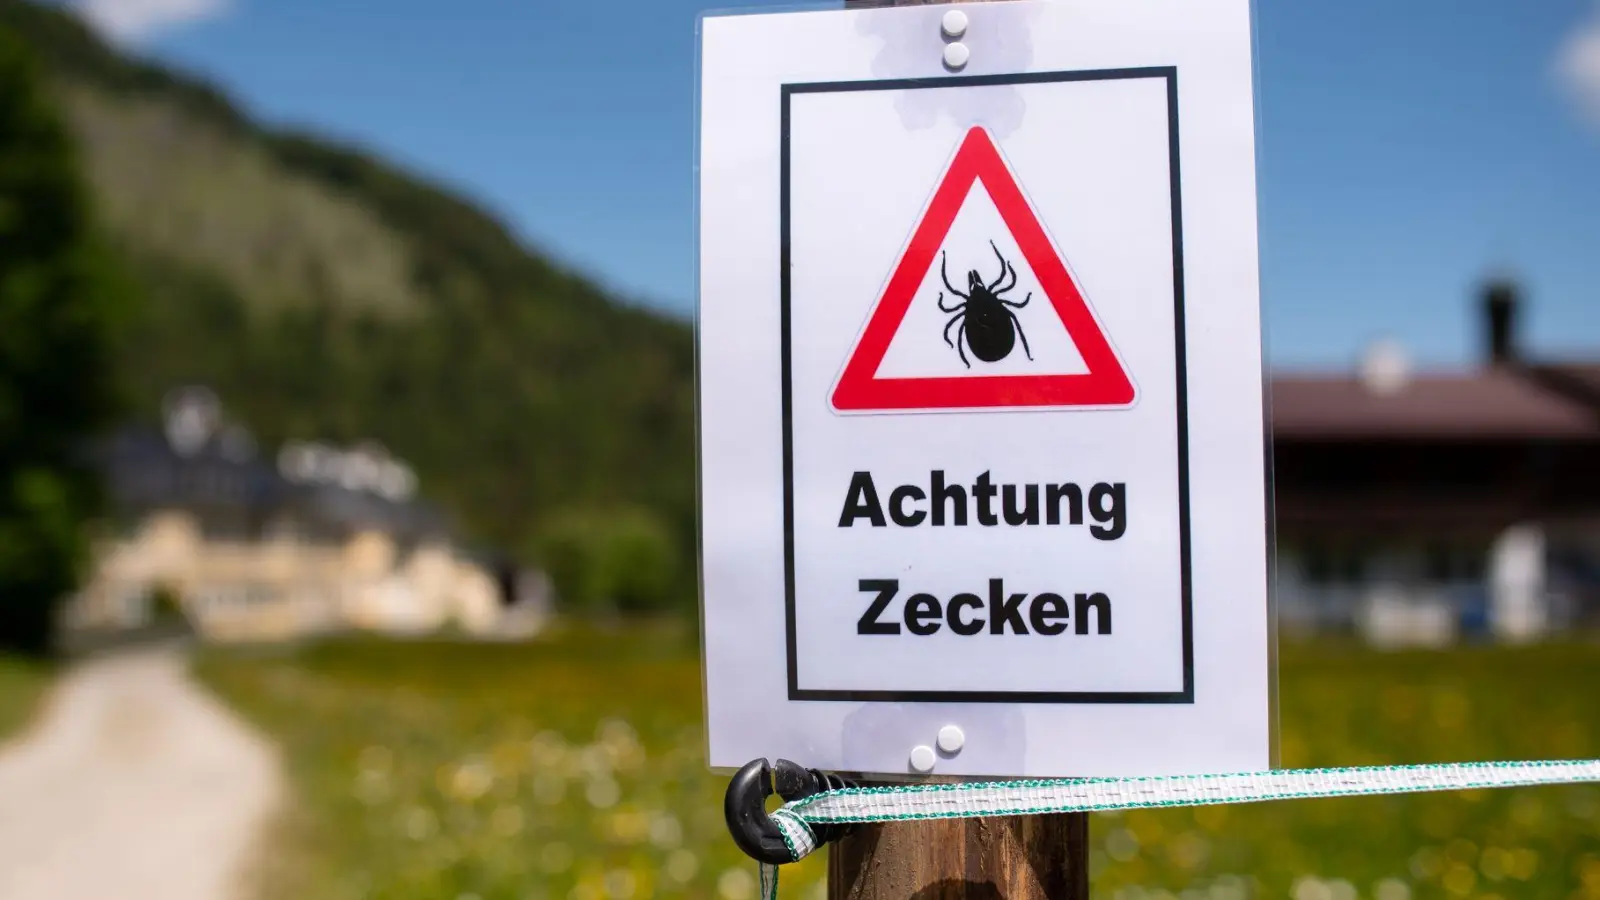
xmin=0 ymin=645 xmax=281 ymax=900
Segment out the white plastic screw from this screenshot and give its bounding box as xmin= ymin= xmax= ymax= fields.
xmin=909 ymin=744 xmax=937 ymax=773
xmin=937 ymin=724 xmax=966 ymax=755
xmin=943 ymin=42 xmax=970 ymax=71
xmin=941 ymin=9 xmax=968 ymax=39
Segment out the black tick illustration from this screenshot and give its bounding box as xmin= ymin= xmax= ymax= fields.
xmin=938 ymin=241 xmax=1033 ymax=368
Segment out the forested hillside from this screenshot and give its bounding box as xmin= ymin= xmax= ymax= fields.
xmin=0 ymin=0 xmax=696 ymax=611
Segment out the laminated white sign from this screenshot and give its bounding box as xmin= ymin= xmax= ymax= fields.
xmin=698 ymin=0 xmax=1271 ymax=778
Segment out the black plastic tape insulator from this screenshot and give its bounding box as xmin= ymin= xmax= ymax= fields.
xmin=725 ymin=758 xmax=859 ymax=865
xmin=723 ymin=758 xmax=793 ymax=865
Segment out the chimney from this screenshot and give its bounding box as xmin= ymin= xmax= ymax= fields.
xmin=1483 ymin=279 xmax=1519 ymax=365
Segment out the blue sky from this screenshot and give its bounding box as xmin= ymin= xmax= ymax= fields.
xmin=72 ymin=0 xmax=1600 ymax=369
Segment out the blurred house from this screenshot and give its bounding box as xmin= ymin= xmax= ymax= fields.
xmin=64 ymin=387 xmax=552 ymax=643
xmin=1272 ymin=282 xmax=1600 ymax=646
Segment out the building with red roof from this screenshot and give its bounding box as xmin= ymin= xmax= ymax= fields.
xmin=1271 ymin=282 xmax=1600 ymax=644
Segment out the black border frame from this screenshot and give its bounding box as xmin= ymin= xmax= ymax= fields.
xmin=781 ymin=66 xmax=1192 ymax=704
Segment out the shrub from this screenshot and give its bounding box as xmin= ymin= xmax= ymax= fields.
xmin=534 ymin=507 xmax=681 ymax=616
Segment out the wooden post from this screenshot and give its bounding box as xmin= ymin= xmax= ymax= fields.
xmin=828 ymin=2 xmax=1090 ymax=896
xmin=828 ymin=810 xmax=1088 ymax=900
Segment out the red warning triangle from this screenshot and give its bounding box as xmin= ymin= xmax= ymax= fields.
xmin=830 ymin=126 xmax=1136 ymax=413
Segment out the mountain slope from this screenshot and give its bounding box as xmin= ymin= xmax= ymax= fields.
xmin=0 ymin=0 xmax=696 ymax=607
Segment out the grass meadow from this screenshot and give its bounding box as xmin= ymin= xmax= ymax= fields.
xmin=194 ymin=629 xmax=1600 ymax=900
xmin=0 ymin=654 xmax=50 ymax=741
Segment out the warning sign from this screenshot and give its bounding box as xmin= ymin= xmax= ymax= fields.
xmin=780 ymin=65 xmax=1190 ymax=709
xmin=832 ymin=126 xmax=1136 ymax=413
xmin=699 ymin=0 xmax=1270 ymax=780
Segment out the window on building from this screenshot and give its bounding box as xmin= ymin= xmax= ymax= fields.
xmin=1302 ymin=544 xmax=1367 ymax=586
xmin=1424 ymin=543 xmax=1487 ymax=583
xmin=117 ymin=586 xmax=151 ymax=626
xmin=263 ymin=517 xmax=300 ymax=543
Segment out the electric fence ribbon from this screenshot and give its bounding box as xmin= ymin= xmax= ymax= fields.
xmin=755 ymin=759 xmax=1600 ymax=900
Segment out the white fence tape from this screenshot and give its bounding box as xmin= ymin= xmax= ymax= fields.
xmin=757 ymin=759 xmax=1600 ymax=899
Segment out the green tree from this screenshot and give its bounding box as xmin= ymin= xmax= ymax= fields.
xmin=0 ymin=30 xmax=122 ymax=656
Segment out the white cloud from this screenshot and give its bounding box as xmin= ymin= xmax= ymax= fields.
xmin=71 ymin=0 xmax=231 ymax=44
xmin=1556 ymin=4 xmax=1600 ymax=131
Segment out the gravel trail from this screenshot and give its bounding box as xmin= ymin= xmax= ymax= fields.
xmin=0 ymin=645 xmax=281 ymax=900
